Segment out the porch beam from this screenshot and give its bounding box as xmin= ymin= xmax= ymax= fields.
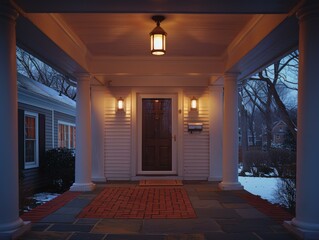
xmin=70 ymin=74 xmax=96 ymax=191
xmin=219 ymin=73 xmax=243 ymax=190
xmin=15 ymin=0 xmax=298 ymax=14
xmin=284 ymin=1 xmax=319 ymax=238
xmin=0 ymin=1 xmax=30 ymax=238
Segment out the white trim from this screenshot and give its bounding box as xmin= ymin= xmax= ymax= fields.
xmin=52 ymin=110 xmax=55 ymax=148
xmin=24 ymin=112 xmax=39 ymax=169
xmin=136 ymin=93 xmax=178 ymax=175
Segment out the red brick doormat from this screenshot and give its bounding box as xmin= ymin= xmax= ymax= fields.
xmin=139 ymin=179 xmax=183 ymax=186
xmin=77 ymin=187 xmax=196 ymax=219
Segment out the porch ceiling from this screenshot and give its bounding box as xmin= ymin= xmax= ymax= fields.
xmin=14 ymin=0 xmax=300 ymax=86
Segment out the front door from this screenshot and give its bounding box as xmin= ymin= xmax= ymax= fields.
xmin=142 ymin=99 xmax=172 ymax=171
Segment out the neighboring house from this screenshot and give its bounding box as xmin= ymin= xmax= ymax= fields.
xmin=261 ymin=120 xmax=289 ymax=147
xmin=239 ymin=128 xmax=260 ymax=147
xmin=17 ymin=73 xmax=76 ymax=196
xmin=272 ymin=120 xmax=288 ymax=145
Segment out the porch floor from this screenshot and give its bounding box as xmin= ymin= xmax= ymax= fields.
xmin=19 ymin=181 xmax=297 ymax=240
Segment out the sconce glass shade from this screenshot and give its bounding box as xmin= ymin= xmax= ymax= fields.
xmin=150 ymin=16 xmax=167 ymax=56
xmin=117 ymin=97 xmax=124 ymax=111
xmin=190 ymin=97 xmax=197 ymax=110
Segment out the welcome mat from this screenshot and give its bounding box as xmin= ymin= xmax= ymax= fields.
xmin=139 ymin=179 xmax=183 ymax=186
xmin=78 ymin=187 xmax=196 ymax=219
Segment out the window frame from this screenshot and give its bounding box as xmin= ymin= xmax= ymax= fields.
xmin=58 ymin=121 xmax=76 ymax=149
xmin=24 ymin=112 xmax=39 ymax=169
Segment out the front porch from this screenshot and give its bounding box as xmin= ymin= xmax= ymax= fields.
xmin=19 ymin=181 xmax=296 ymax=240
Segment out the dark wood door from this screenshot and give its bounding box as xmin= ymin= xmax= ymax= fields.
xmin=142 ymin=99 xmax=172 ymax=171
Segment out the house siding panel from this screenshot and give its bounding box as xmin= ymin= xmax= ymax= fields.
xmin=183 ymin=88 xmax=210 ymax=180
xmin=104 ymin=90 xmax=131 ymax=180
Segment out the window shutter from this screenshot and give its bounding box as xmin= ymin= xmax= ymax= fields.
xmin=18 ymin=109 xmax=25 ymax=169
xmin=39 ymin=114 xmax=45 ymax=167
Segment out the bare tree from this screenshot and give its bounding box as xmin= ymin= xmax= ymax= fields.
xmin=16 ymin=47 xmax=77 ymax=100
xmin=241 ymin=51 xmax=298 ymax=149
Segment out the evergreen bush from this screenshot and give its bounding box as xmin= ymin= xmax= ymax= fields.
xmin=43 ymin=148 xmax=75 ymax=192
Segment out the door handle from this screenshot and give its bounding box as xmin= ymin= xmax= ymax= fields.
xmin=173 ymin=135 xmax=176 ymax=142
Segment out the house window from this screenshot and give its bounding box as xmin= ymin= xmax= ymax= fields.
xmin=58 ymin=121 xmax=76 ymax=149
xmin=25 ymin=112 xmax=39 ymax=169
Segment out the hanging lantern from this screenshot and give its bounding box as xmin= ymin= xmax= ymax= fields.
xmin=150 ymin=15 xmax=167 ymax=56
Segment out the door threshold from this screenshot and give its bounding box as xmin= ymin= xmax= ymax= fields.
xmin=132 ymin=176 xmax=183 ymax=181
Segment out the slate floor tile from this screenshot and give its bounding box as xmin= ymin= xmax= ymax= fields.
xmin=255 ymin=232 xmax=298 ymax=240
xmin=68 ymin=232 xmax=106 ymax=240
xmin=142 ymin=219 xmax=221 ymax=234
xmin=191 ymin=200 xmax=223 ymax=209
xmin=48 ymin=224 xmax=94 ymax=232
xmin=75 ymin=218 xmax=101 ymax=224
xmin=195 ymin=208 xmax=241 ymax=219
xmin=164 ymin=234 xmax=206 ymax=240
xmin=204 ymin=232 xmax=260 ymax=240
xmin=105 ymin=234 xmax=165 ymax=240
xmin=40 ymin=214 xmax=76 ymax=223
xmin=31 ymin=223 xmax=51 ymax=231
xmin=16 ymin=231 xmax=71 ymax=240
xmin=235 ymin=208 xmax=268 ymax=219
xmin=92 ymin=219 xmax=143 ymax=234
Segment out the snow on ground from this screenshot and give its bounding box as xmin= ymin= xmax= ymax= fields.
xmin=239 ymin=176 xmax=280 ymax=204
xmin=32 ymin=192 xmax=60 ymax=204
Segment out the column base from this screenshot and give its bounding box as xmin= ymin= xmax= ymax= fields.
xmin=284 ymin=219 xmax=319 ymax=239
xmin=208 ymin=176 xmax=222 ymax=181
xmin=0 ymin=220 xmax=31 ymax=240
xmin=70 ymin=182 xmax=96 ymax=191
xmin=92 ymin=176 xmax=107 ymax=182
xmin=219 ymin=181 xmax=243 ymax=190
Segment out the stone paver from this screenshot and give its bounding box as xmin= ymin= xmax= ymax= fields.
xmin=17 ymin=182 xmax=297 ymax=240
xmin=105 ymin=234 xmax=165 ymax=240
xmin=92 ymin=219 xmax=143 ymax=234
xmin=68 ymin=232 xmax=106 ymax=240
xmin=142 ymin=219 xmax=222 ymax=234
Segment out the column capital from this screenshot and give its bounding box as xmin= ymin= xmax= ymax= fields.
xmin=0 ymin=2 xmax=19 ymax=21
xmin=223 ymin=72 xmax=240 ymax=80
xmin=74 ymin=73 xmax=92 ymax=82
xmin=208 ymin=85 xmax=223 ymax=92
xmin=296 ymin=1 xmax=319 ymax=22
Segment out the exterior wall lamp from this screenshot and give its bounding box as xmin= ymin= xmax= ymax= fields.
xmin=190 ymin=96 xmax=198 ymax=111
xmin=117 ymin=97 xmax=124 ymax=111
xmin=150 ymin=15 xmax=167 ymax=56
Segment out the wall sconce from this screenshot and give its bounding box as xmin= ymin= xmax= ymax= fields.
xmin=190 ymin=96 xmax=198 ymax=111
xmin=117 ymin=97 xmax=124 ymax=111
xmin=150 ymin=15 xmax=167 ymax=56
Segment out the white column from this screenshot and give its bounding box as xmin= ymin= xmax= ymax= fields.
xmin=219 ymin=73 xmax=243 ymax=190
xmin=0 ymin=2 xmax=30 ymax=238
xmin=284 ymin=2 xmax=319 ymax=238
xmin=91 ymin=86 xmax=106 ymax=182
xmin=70 ymin=75 xmax=96 ymax=191
xmin=208 ymin=85 xmax=223 ymax=181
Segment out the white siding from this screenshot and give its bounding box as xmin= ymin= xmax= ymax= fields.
xmin=104 ymin=89 xmax=131 ymax=180
xmin=183 ymin=88 xmax=210 ymax=180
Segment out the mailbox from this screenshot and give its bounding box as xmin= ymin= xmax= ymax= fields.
xmin=188 ymin=122 xmax=203 ymax=133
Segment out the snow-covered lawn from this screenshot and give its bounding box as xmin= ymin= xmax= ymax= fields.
xmin=239 ymin=176 xmax=280 ymax=204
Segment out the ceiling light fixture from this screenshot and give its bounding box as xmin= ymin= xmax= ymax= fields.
xmin=150 ymin=15 xmax=167 ymax=56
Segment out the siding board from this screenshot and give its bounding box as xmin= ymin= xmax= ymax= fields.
xmin=104 ymin=91 xmax=132 ymax=180
xmin=183 ymin=88 xmax=210 ymax=180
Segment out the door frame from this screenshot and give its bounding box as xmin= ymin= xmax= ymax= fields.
xmin=137 ymin=93 xmax=178 ymax=175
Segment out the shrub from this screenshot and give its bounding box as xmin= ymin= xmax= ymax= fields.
xmin=43 ymin=148 xmax=75 ymax=192
xmin=274 ymin=177 xmax=296 ymax=213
